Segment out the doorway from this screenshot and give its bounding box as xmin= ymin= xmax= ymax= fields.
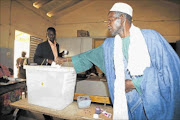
xmin=14 ymin=30 xmax=30 ymax=78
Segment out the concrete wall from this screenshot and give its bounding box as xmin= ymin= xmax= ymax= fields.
xmin=55 ymin=0 xmax=180 ymax=43
xmin=0 ymin=0 xmax=55 ymax=68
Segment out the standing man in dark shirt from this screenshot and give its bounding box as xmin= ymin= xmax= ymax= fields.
xmin=34 ymin=27 xmax=62 ymax=120
xmin=34 ymin=27 xmax=62 ymax=65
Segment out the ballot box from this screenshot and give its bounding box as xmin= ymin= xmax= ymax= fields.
xmin=24 ymin=66 xmax=76 ymax=110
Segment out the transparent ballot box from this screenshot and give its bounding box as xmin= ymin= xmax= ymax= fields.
xmin=24 ymin=66 xmax=76 ymax=110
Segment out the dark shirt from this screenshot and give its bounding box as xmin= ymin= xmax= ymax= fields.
xmin=34 ymin=40 xmax=62 ymax=65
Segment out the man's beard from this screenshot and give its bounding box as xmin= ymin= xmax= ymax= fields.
xmin=111 ymin=19 xmax=124 ymax=36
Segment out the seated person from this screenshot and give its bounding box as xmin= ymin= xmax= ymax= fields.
xmin=85 ymin=65 xmax=98 ymax=77
xmin=0 ymin=64 xmax=12 ymax=83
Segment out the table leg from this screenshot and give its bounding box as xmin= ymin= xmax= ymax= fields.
xmin=13 ymin=108 xmax=19 ymax=120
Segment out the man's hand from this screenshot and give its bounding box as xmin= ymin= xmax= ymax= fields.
xmin=55 ymin=57 xmax=65 ymax=65
xmin=125 ymin=80 xmax=135 ymax=93
xmin=47 ymin=59 xmax=53 ymax=64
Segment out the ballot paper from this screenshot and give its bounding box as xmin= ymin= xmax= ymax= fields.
xmin=51 ymin=61 xmax=61 ymax=68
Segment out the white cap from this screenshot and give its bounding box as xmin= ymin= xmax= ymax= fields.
xmin=110 ymin=2 xmax=133 ymax=17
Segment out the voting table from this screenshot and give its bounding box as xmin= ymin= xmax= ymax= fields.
xmin=10 ymin=98 xmax=113 ymax=119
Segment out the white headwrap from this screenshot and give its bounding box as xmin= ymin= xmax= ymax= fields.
xmin=111 ymin=2 xmax=151 ymax=120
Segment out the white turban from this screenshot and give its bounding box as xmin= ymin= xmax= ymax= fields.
xmin=110 ymin=2 xmax=133 ymax=17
